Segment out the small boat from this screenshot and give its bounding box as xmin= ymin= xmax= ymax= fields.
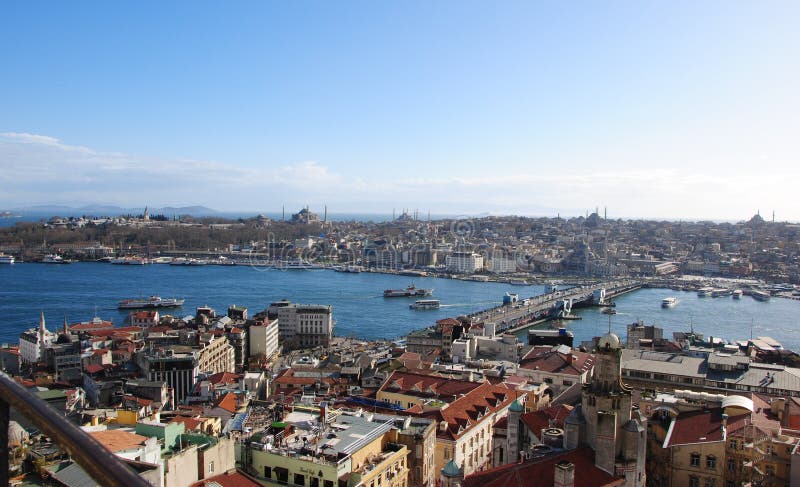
xmin=601 ymin=308 xmax=617 ymax=315
xmin=409 ymin=299 xmax=440 ymax=310
xmin=661 ymin=297 xmax=678 ymax=308
xmin=711 ymin=288 xmax=730 ymax=298
xmin=697 ymin=286 xmax=713 ymax=297
xmin=0 ymin=254 xmax=14 ymax=264
xmin=510 ymin=279 xmax=529 ymax=286
xmin=42 ymin=254 xmax=71 ymax=264
xmin=751 ymin=290 xmax=771 ymax=302
xmin=732 ymin=289 xmax=743 ymax=299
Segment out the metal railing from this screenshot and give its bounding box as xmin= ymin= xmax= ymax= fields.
xmin=0 ymin=372 xmax=149 ymax=486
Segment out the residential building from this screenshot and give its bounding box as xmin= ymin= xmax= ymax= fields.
xmin=269 ymin=300 xmax=334 ymax=349
xmin=446 ymin=251 xmax=484 ymax=274
xmin=517 ymin=345 xmax=595 ymax=396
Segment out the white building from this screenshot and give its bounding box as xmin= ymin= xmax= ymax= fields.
xmin=268 ymin=300 xmax=334 ymax=349
xmin=19 ymin=312 xmax=55 ymax=364
xmin=249 ymin=317 xmax=280 ymax=360
xmin=487 ymin=256 xmax=517 ymax=274
xmin=445 ymin=252 xmax=484 ymax=274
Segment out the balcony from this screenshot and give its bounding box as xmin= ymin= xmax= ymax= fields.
xmin=0 ymin=372 xmax=149 ymax=486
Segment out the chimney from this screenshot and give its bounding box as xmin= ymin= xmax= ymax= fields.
xmin=554 ymin=461 xmax=575 ymax=487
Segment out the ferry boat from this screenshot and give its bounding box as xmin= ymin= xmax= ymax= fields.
xmin=601 ymin=308 xmax=617 ymax=315
xmin=0 ymin=254 xmax=14 ymax=264
xmin=383 ymin=284 xmax=433 ymax=297
xmin=118 ymin=296 xmax=185 ymax=309
xmin=111 ymin=256 xmax=148 ymax=265
xmin=697 ymin=286 xmax=714 ymax=297
xmin=711 ymin=288 xmax=731 ymax=298
xmin=409 ymin=299 xmax=440 ymax=310
xmin=510 ymin=279 xmax=530 ymax=286
xmin=732 ymin=289 xmax=743 ymax=299
xmin=661 ymin=297 xmax=678 ymax=308
xmin=42 ymin=254 xmax=71 ymax=264
xmin=751 ymin=290 xmax=771 ymax=302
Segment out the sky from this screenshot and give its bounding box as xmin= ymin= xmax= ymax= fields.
xmin=1 ymin=1 xmax=799 ymax=220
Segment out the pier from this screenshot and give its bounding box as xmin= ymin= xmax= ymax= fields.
xmin=467 ymin=279 xmax=643 ymax=334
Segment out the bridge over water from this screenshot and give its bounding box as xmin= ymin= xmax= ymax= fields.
xmin=467 ymin=279 xmax=642 ymax=334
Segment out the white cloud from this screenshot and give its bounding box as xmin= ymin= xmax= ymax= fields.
xmin=0 ymin=132 xmax=796 ymax=220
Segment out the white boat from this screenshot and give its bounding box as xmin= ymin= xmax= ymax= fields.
xmin=661 ymin=297 xmax=678 ymax=308
xmin=510 ymin=279 xmax=529 ymax=286
xmin=732 ymin=289 xmax=743 ymax=299
xmin=409 ymin=299 xmax=440 ymax=310
xmin=697 ymin=286 xmax=713 ymax=297
xmin=42 ymin=254 xmax=71 ymax=264
xmin=711 ymin=288 xmax=730 ymax=297
xmin=0 ymin=254 xmax=14 ymax=264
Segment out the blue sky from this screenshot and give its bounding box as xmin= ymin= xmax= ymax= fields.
xmin=1 ymin=1 xmax=798 ymax=220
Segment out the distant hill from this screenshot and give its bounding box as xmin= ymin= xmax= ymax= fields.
xmin=11 ymin=204 xmax=219 ymax=217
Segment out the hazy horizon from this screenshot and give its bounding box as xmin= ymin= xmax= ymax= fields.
xmin=2 ymin=2 xmax=798 ymax=221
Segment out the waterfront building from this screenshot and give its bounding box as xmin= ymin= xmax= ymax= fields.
xmin=451 ymin=328 xmax=520 ymax=364
xmin=486 ymin=254 xmax=517 ymax=274
xmin=268 ymin=300 xmax=333 ymax=349
xmin=131 ymin=310 xmax=160 ymax=328
xmin=445 ymin=251 xmax=484 ymax=274
xmin=19 ymin=311 xmax=54 ymax=364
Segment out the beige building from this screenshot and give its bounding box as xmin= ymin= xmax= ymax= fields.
xmin=242 ymin=410 xmax=408 ymax=487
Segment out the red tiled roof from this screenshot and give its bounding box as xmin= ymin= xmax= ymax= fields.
xmin=170 ymin=415 xmax=204 ymax=431
xmin=418 ymin=382 xmax=519 ymax=440
xmin=664 ymin=408 xmax=749 ymax=447
xmin=214 ymin=392 xmax=239 ymax=413
xmin=84 ymin=364 xmax=106 ymax=374
xmin=70 ymin=320 xmax=113 ymax=330
xmin=190 ymin=470 xmax=264 ymax=487
xmin=207 ymin=372 xmax=242 ymax=386
xmin=519 ymin=346 xmax=595 ymax=376
xmin=122 ymin=394 xmax=153 ymax=407
xmin=131 ymin=311 xmax=158 ymax=319
xmin=520 ymin=405 xmax=574 ymax=434
xmin=462 ymin=447 xmax=624 ymax=487
xmin=378 ymin=370 xmax=481 ymax=402
xmin=89 ymin=430 xmax=149 ymax=453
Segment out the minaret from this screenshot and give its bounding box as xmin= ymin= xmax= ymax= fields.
xmin=143 ymin=206 xmax=150 ymax=221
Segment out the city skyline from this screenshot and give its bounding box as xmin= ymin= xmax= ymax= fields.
xmin=2 ymin=1 xmax=798 ymax=220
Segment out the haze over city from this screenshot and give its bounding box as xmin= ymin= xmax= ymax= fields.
xmin=1 ymin=1 xmax=798 ymax=220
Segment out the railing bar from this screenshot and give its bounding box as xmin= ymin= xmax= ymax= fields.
xmin=0 ymin=373 xmax=149 ymax=487
xmin=1 ymin=399 xmax=9 ymax=486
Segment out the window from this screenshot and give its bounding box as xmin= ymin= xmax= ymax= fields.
xmin=706 ymin=455 xmax=716 ymax=469
xmin=728 ymin=439 xmax=737 ymax=449
xmin=727 ymin=459 xmax=735 ymax=472
xmin=310 ymin=479 xmax=320 ymax=487
xmin=264 ymin=467 xmax=272 ymax=479
xmin=562 ymin=379 xmax=573 ymax=386
xmin=544 ymin=378 xmax=553 ymax=384
xmin=765 ymin=464 xmax=775 ymax=476
xmin=208 ymin=461 xmax=214 ymax=474
xmin=704 ymin=479 xmax=715 ymax=487
xmin=689 ymin=477 xmax=699 ymax=487
xmin=690 ymin=453 xmax=700 ymax=467
xmin=294 ymin=473 xmax=305 ymax=486
xmin=324 ymin=481 xmax=334 ymax=487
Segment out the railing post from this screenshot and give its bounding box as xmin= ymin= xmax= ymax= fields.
xmin=0 ymin=398 xmax=9 ymax=486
